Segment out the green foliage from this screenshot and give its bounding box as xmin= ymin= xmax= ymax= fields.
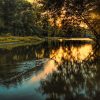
xmin=42 ymin=0 xmax=100 ymax=39
xmin=0 ymin=0 xmax=99 ymax=39
xmin=0 ymin=0 xmax=43 ymax=36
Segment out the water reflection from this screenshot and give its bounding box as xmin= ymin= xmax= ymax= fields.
xmin=30 ymin=60 xmax=58 ymax=82
xmin=0 ymin=41 xmax=99 ymax=100
xmin=39 ymin=41 xmax=100 ymax=100
xmin=50 ymin=44 xmax=93 ymax=63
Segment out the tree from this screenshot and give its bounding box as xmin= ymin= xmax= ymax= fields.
xmin=0 ymin=0 xmax=43 ymax=36
xmin=41 ymin=0 xmax=100 ymax=41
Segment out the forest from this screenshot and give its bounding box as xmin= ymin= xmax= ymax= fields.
xmin=0 ymin=0 xmax=100 ymax=40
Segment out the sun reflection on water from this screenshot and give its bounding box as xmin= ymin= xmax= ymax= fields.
xmin=30 ymin=60 xmax=58 ymax=82
xmin=50 ymin=44 xmax=93 ymax=63
xmin=39 ymin=43 xmax=99 ymax=100
xmin=30 ymin=43 xmax=94 ymax=83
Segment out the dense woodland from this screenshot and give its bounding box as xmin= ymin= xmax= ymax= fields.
xmin=0 ymin=0 xmax=100 ymax=39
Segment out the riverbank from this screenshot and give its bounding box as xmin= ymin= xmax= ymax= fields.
xmin=0 ymin=36 xmax=45 ymax=49
xmin=0 ymin=36 xmax=44 ymax=44
xmin=0 ymin=36 xmax=94 ymax=44
xmin=0 ymin=36 xmax=95 ymax=49
xmin=45 ymin=37 xmax=94 ymax=42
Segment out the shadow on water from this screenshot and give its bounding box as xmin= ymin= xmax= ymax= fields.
xmin=0 ymin=40 xmax=99 ymax=100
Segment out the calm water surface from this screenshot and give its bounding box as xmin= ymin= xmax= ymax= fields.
xmin=0 ymin=40 xmax=100 ymax=100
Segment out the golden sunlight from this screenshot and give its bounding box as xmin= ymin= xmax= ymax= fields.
xmin=27 ymin=0 xmax=43 ymax=6
xmin=79 ymin=22 xmax=88 ymax=29
xmin=89 ymin=13 xmax=100 ymax=20
xmin=50 ymin=44 xmax=93 ymax=63
xmin=30 ymin=44 xmax=94 ymax=83
xmin=56 ymin=17 xmax=63 ymax=28
xmin=30 ymin=60 xmax=58 ymax=82
xmin=27 ymin=0 xmax=37 ymax=3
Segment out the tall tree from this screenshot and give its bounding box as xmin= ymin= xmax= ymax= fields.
xmin=0 ymin=0 xmax=42 ymax=36
xmin=42 ymin=0 xmax=100 ymax=40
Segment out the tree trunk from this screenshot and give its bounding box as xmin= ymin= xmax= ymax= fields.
xmin=80 ymin=15 xmax=100 ymax=44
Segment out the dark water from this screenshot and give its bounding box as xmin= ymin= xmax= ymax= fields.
xmin=0 ymin=40 xmax=100 ymax=100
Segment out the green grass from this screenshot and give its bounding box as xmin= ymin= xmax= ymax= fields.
xmin=0 ymin=36 xmax=44 ymax=43
xmin=0 ymin=36 xmax=44 ymax=49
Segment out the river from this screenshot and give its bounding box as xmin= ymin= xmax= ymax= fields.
xmin=0 ymin=40 xmax=100 ymax=100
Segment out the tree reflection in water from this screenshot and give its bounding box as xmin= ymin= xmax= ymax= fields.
xmin=40 ymin=41 xmax=100 ymax=100
xmin=0 ymin=40 xmax=99 ymax=100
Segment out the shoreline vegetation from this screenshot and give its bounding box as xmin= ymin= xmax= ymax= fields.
xmin=0 ymin=36 xmax=94 ymax=50
xmin=45 ymin=37 xmax=94 ymax=41
xmin=0 ymin=36 xmax=45 ymax=49
xmin=0 ymin=36 xmax=94 ymax=44
xmin=0 ymin=36 xmax=44 ymax=43
xmin=0 ymin=0 xmax=99 ymax=46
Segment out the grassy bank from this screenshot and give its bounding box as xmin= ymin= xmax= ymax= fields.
xmin=0 ymin=36 xmax=45 ymax=49
xmin=0 ymin=36 xmax=44 ymax=44
xmin=45 ymin=37 xmax=94 ymax=42
xmin=0 ymin=36 xmax=94 ymax=44
xmin=0 ymin=36 xmax=95 ymax=49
